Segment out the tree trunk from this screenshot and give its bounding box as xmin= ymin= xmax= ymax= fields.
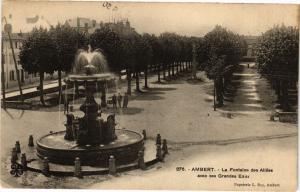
xmin=221 ymin=77 xmax=225 ymax=95
xmin=275 ymin=79 xmax=281 ymax=102
xmin=167 ymin=63 xmax=171 ymax=78
xmin=127 ymin=68 xmax=132 ymax=95
xmin=282 ymin=80 xmax=289 ymax=111
xmin=180 ymin=62 xmax=182 ymax=72
xmin=39 ymin=72 xmax=45 ymax=106
xmin=144 ymin=67 xmax=148 ymax=88
xmin=136 ymin=71 xmax=140 ymax=92
xmin=163 ymin=64 xmax=166 ymax=80
xmin=157 ymin=64 xmax=161 ymax=83
xmin=216 ymin=77 xmax=224 ymax=107
xmin=58 ymin=70 xmax=62 ymax=102
xmin=172 ymin=62 xmax=175 ymax=77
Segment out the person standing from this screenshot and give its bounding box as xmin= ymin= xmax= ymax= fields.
xmin=123 ymin=92 xmax=128 ymax=108
xmin=112 ymin=94 xmax=117 ymax=109
xmin=64 ymin=99 xmax=69 ymax=114
xmin=117 ymin=93 xmax=123 ymax=108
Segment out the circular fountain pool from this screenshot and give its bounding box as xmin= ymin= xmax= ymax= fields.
xmin=36 ymin=129 xmax=144 ymax=166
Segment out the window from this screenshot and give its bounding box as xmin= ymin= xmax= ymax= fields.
xmin=15 ymin=41 xmax=18 ymax=49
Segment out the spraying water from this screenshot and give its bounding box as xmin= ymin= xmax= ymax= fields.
xmin=74 ymin=45 xmax=109 ymax=75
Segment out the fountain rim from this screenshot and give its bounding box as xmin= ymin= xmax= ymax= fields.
xmin=36 ymin=129 xmax=144 ymax=152
xmin=64 ymin=73 xmax=117 ymax=83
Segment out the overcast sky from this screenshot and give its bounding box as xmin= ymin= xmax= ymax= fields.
xmin=2 ymin=1 xmax=299 ymax=36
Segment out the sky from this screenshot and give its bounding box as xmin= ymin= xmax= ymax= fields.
xmin=2 ymin=1 xmax=299 ymax=37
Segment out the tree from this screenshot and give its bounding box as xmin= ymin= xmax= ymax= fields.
xmin=90 ymin=26 xmax=123 ymax=74
xmin=159 ymin=33 xmax=178 ymax=80
xmin=50 ymin=24 xmax=87 ymax=100
xmin=180 ymin=36 xmax=194 ymax=73
xmin=130 ymin=34 xmax=147 ymax=92
xmin=119 ymin=33 xmax=137 ymax=95
xmin=147 ymin=34 xmax=163 ymax=83
xmin=195 ymin=25 xmax=245 ymax=107
xmin=137 ymin=34 xmax=153 ymax=89
xmin=19 ymin=27 xmax=57 ymax=105
xmin=255 ymin=25 xmax=298 ymax=111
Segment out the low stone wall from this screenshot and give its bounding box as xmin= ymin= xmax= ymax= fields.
xmin=277 ymin=112 xmax=298 ymax=123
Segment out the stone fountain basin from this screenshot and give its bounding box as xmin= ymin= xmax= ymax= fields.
xmin=36 ymin=129 xmax=144 ymax=166
xmin=15 ymin=138 xmax=157 ymax=176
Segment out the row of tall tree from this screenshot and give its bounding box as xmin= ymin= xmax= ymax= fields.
xmin=255 ymin=25 xmax=298 ymax=111
xmin=195 ymin=25 xmax=248 ymax=107
xmin=19 ymin=23 xmax=298 ymax=110
xmin=90 ymin=27 xmax=194 ymax=94
xmin=19 ymin=25 xmax=87 ymax=105
xmin=20 ymin=24 xmax=194 ymax=105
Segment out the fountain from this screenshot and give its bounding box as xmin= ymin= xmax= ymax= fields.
xmin=35 ymin=46 xmax=144 ymax=166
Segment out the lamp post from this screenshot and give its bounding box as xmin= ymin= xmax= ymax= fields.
xmin=213 ymin=79 xmax=216 ymax=111
xmin=1 ymin=40 xmax=6 ymax=109
xmin=3 ymin=16 xmax=23 ymax=103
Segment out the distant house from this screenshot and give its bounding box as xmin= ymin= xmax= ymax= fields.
xmin=244 ymin=36 xmax=259 ymax=58
xmin=64 ymin=17 xmax=98 ymax=33
xmin=1 ymin=16 xmax=58 ymax=90
xmin=64 ymin=17 xmax=136 ymax=35
xmin=2 ymin=32 xmax=57 ymax=89
xmin=101 ymin=20 xmax=136 ymax=36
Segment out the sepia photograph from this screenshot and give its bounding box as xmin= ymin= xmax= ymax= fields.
xmin=0 ymin=1 xmax=299 ymax=191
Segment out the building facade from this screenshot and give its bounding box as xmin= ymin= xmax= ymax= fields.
xmin=65 ymin=17 xmax=97 ymax=33
xmin=65 ymin=17 xmax=136 ymax=35
xmin=2 ymin=32 xmax=57 ymax=90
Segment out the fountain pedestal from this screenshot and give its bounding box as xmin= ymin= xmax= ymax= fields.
xmin=75 ymin=81 xmax=116 ymax=145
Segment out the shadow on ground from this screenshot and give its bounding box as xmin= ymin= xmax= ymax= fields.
xmin=186 ymin=78 xmax=205 ymax=85
xmin=1 ymin=109 xmax=26 ymax=120
xmin=130 ymin=94 xmax=165 ymax=101
xmin=147 ymin=87 xmax=177 ymax=92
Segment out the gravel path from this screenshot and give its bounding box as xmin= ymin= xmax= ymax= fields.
xmin=0 ymin=64 xmax=297 ymax=189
